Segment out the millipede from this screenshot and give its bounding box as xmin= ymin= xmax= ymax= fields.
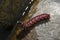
xmin=22 ymin=13 xmax=50 ymax=29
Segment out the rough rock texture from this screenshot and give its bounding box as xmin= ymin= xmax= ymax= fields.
xmin=32 ymin=0 xmax=60 ymax=40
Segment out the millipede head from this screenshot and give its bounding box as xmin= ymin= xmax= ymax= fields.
xmin=40 ymin=13 xmax=50 ymax=19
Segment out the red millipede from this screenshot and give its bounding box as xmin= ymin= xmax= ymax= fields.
xmin=22 ymin=13 xmax=50 ymax=29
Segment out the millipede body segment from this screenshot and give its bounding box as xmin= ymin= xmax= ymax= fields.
xmin=22 ymin=13 xmax=50 ymax=29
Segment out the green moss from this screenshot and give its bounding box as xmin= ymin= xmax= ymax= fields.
xmin=3 ymin=0 xmax=9 ymax=9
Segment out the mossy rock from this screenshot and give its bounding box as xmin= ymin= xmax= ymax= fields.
xmin=0 ymin=0 xmax=31 ymax=30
